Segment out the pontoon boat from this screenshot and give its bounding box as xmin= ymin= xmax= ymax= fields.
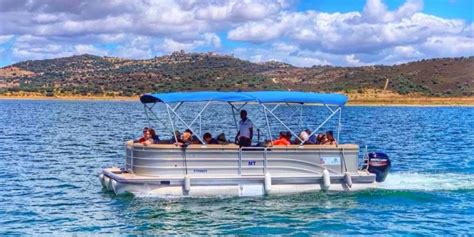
xmin=100 ymin=91 xmax=391 ymax=197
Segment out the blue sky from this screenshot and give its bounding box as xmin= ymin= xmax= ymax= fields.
xmin=0 ymin=0 xmax=472 ymax=67
xmin=298 ymin=0 xmax=473 ymax=20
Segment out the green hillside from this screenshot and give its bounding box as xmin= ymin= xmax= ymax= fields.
xmin=0 ymin=51 xmax=472 ymax=97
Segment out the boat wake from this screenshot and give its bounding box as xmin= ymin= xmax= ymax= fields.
xmin=379 ymin=172 xmax=474 ymax=191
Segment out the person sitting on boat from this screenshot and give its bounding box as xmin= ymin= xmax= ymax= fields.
xmin=235 ymin=110 xmax=253 ymax=147
xmin=134 ymin=127 xmax=149 ymax=143
xmin=175 ymin=129 xmax=192 ymax=147
xmin=305 ymin=129 xmax=317 ymax=144
xmin=170 ymin=130 xmax=183 ymax=144
xmin=216 ymin=133 xmax=229 ymax=145
xmin=175 ymin=129 xmax=201 ymax=147
xmin=316 ymin=133 xmax=326 ymax=144
xmin=203 ymin=132 xmax=218 ymax=144
xmin=135 ymin=127 xmax=159 ymax=145
xmin=188 ymin=129 xmax=202 ymax=144
xmin=273 ymin=131 xmax=291 ymax=146
xmin=322 ymin=131 xmax=337 ymax=145
xmin=295 ymin=130 xmax=313 ymax=144
xmin=149 ymin=128 xmax=160 ymax=144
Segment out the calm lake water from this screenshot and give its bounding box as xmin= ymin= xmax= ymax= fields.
xmin=0 ymin=99 xmax=473 ymax=235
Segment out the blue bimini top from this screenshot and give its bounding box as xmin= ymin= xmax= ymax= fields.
xmin=140 ymin=91 xmax=348 ymax=106
xmin=243 ymin=91 xmax=347 ymax=105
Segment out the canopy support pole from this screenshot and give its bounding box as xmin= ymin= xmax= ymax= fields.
xmin=166 ymin=104 xmax=206 ymax=144
xmin=274 ymin=103 xmax=305 ymax=133
xmin=143 ymin=103 xmax=170 ymax=132
xmin=301 ymin=107 xmax=341 ymax=145
xmin=199 ymin=114 xmax=202 ymax=137
xmin=262 ymin=104 xmax=304 ymax=144
xmin=173 ymin=102 xmax=183 ymax=111
xmin=166 ymin=104 xmax=179 ymax=143
xmin=171 ymin=102 xmax=183 ymax=123
xmin=262 ymin=103 xmax=273 ymax=141
xmin=229 ymin=103 xmax=239 ymax=132
xmin=285 ymin=103 xmax=300 ymax=121
xmin=144 ymin=104 xmax=152 ymax=128
xmin=188 ymin=101 xmax=211 ymax=130
xmin=325 ymin=104 xmax=335 ymax=113
xmin=337 ymin=106 xmax=342 ymax=142
xmin=237 ymin=102 xmax=248 ymax=111
xmin=270 ymin=103 xmax=281 ymax=113
xmin=299 ymin=104 xmax=303 ymax=131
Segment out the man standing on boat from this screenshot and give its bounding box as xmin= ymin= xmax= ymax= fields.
xmin=236 ymin=110 xmax=253 ymax=147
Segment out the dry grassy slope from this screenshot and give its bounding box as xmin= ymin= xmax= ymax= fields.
xmin=0 ymin=66 xmax=35 ymax=78
xmin=1 ymin=53 xmax=473 ymax=97
xmin=263 ymin=57 xmax=474 ymax=96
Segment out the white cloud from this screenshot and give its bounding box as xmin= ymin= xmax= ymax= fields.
xmin=393 ymin=45 xmax=423 ymax=58
xmin=272 ymin=42 xmax=298 ymax=53
xmin=421 ymin=36 xmax=474 ymax=56
xmin=12 ymin=43 xmax=69 ymax=60
xmin=233 ymin=46 xmax=334 ymax=67
xmin=114 ymin=46 xmax=152 ymax=59
xmin=155 ymin=33 xmax=221 ymax=53
xmin=0 ymin=35 xmax=14 ymax=44
xmin=227 ymin=0 xmax=473 ymax=65
xmin=462 ymin=23 xmax=474 ymax=38
xmin=161 ymin=38 xmax=197 ymax=52
xmin=112 ymin=36 xmax=153 ymax=59
xmin=195 ymin=0 xmax=289 ymax=21
xmin=97 ymin=33 xmax=127 ymax=43
xmin=362 ymin=0 xmax=423 ymax=23
xmin=228 ymin=18 xmax=285 ymax=41
xmin=0 ymin=0 xmax=472 ymax=66
xmin=32 ymin=13 xmax=63 ymax=24
xmin=74 ymin=44 xmax=108 ymax=55
xmin=228 ymin=4 xmax=467 ymax=55
xmin=345 ymin=54 xmax=366 ymax=66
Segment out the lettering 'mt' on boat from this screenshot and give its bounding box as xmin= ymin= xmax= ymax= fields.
xmin=100 ymin=91 xmax=391 ymax=197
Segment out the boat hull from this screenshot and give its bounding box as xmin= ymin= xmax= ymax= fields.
xmin=100 ymin=168 xmax=377 ymax=197
xmin=100 ymin=143 xmax=378 ymax=197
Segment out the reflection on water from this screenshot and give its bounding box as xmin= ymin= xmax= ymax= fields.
xmin=0 ymin=100 xmax=472 ymax=234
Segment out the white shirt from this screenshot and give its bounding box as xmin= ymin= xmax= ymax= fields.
xmin=238 ymin=118 xmax=253 ymax=139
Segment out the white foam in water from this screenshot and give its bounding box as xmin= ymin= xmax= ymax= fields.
xmin=379 ymin=172 xmax=474 ymax=191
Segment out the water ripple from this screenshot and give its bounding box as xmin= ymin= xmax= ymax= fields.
xmin=0 ymin=100 xmax=472 ymax=234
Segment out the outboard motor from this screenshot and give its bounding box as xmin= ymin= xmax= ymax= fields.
xmin=365 ymin=152 xmax=391 ymax=182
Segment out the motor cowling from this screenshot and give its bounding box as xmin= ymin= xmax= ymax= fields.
xmin=367 ymin=152 xmax=391 ymax=182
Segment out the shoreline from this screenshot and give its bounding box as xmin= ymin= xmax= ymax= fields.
xmin=1 ymin=95 xmax=473 ymax=106
xmin=0 ymin=95 xmax=138 ymax=102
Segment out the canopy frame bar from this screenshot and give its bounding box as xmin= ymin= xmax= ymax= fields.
xmin=143 ymin=102 xmax=170 ymax=130
xmin=229 ymin=102 xmax=239 ymax=132
xmin=325 ymin=104 xmax=335 ymax=113
xmin=166 ymin=104 xmax=179 ymax=144
xmin=144 ymin=104 xmax=152 ymax=128
xmin=337 ymin=107 xmax=342 ymax=142
xmin=283 ymin=103 xmax=305 ymax=131
xmin=262 ymin=103 xmax=273 ymax=143
xmin=141 ymin=97 xmax=344 ymax=146
xmin=165 ymin=103 xmax=208 ymax=145
xmin=261 ymin=103 xmax=305 ymax=145
xmin=300 ymin=106 xmax=341 ymax=146
xmin=266 ymin=103 xmax=306 ymax=140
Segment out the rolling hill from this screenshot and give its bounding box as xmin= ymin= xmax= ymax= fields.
xmin=0 ymin=51 xmax=472 ymax=97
